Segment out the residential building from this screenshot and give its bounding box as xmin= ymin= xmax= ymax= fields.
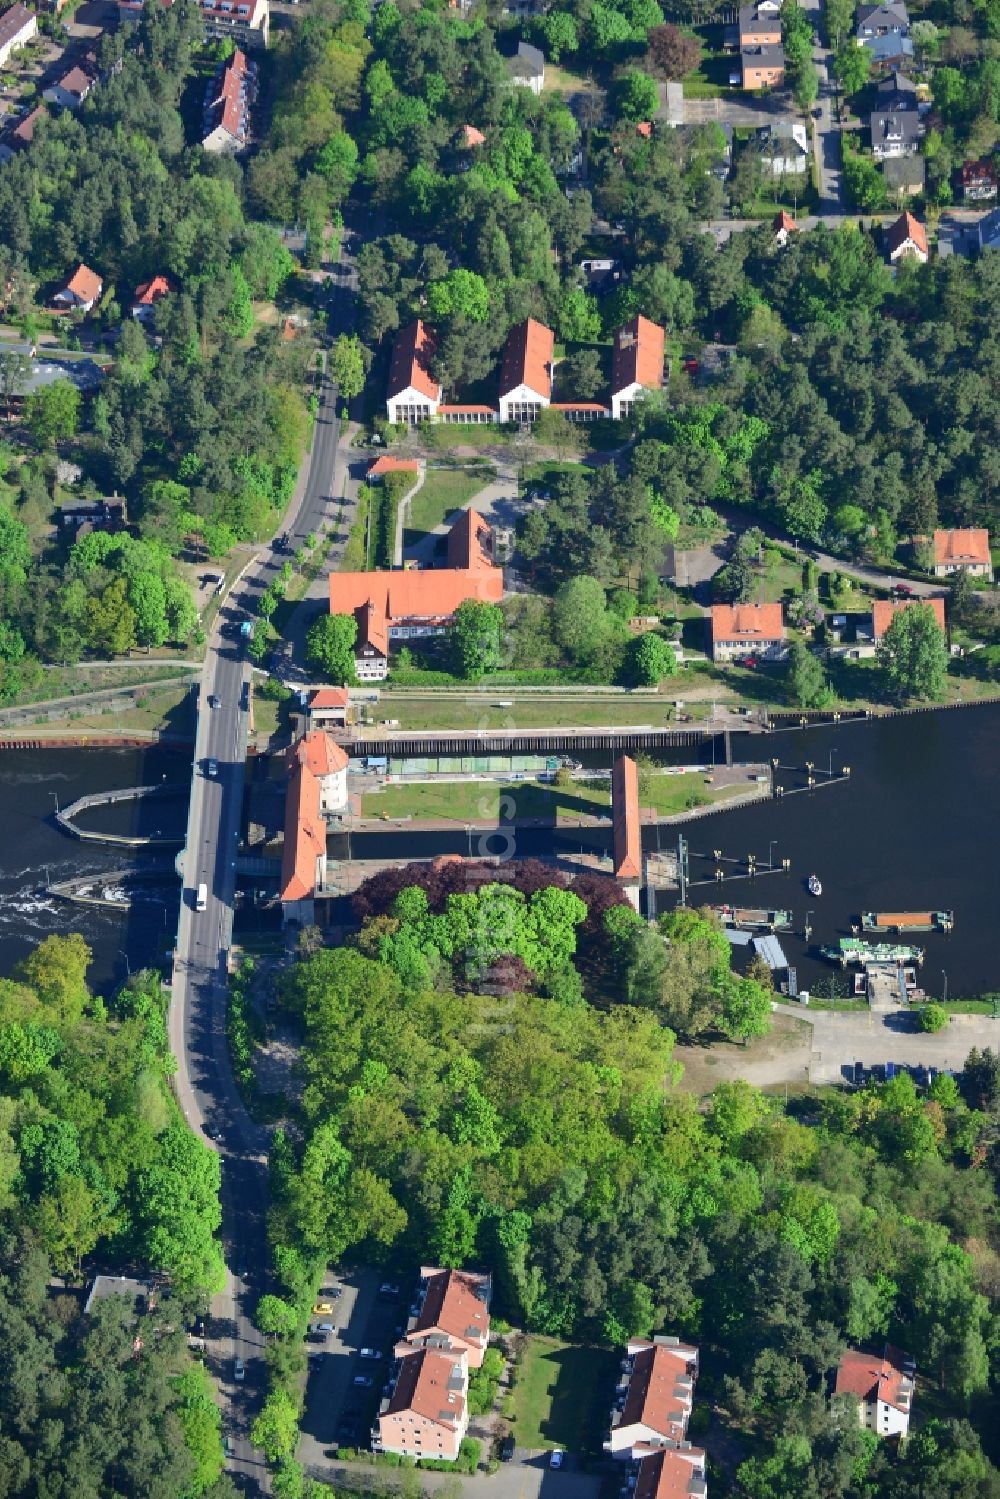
xmin=43 ymin=63 xmax=95 ymax=110
xmin=578 ymin=258 xmax=622 ymax=294
xmin=131 ymin=275 xmax=172 ymax=322
xmin=84 ymin=1274 xmax=155 ymax=1317
xmin=884 ymin=210 xmax=928 ymax=263
xmin=737 ymin=0 xmax=782 ymax=47
xmin=397 ymin=1267 xmax=492 ymax=1368
xmin=497 ymin=317 xmax=553 ymax=423
xmin=835 ymin=1344 xmax=915 ymax=1437
xmin=634 ymin=1445 xmax=709 ymax=1499
xmin=386 ymin=321 xmax=441 ymax=425
xmin=868 ymin=69 xmax=918 ymax=147
xmin=375 ymin=1348 xmax=470 ymax=1462
xmin=882 ymin=154 xmax=925 ymax=196
xmin=201 ymin=49 xmax=257 ymax=154
xmin=755 ymin=120 xmax=809 ymax=175
xmin=0 ymin=3 xmax=37 ymax=70
xmin=0 ymin=103 xmax=46 ymax=163
xmin=871 ymin=596 xmax=946 ymax=640
xmin=773 ymin=210 xmax=798 ymax=247
xmin=57 ymin=495 xmax=127 ymax=540
xmin=279 ymin=731 xmax=350 ymax=916
xmin=610 ymin=316 xmax=665 ymax=419
xmin=960 ymin=159 xmax=997 ymax=202
xmin=460 ymin=124 xmax=485 ymax=148
xmin=53 ymin=263 xmax=103 ymax=312
xmin=708 ymin=603 xmax=787 ymax=662
xmin=741 ymin=44 xmax=785 ymax=88
xmin=977 ymin=206 xmax=1000 ymax=253
xmin=329 ymin=512 xmax=504 ymax=678
xmin=304 ymin=686 xmax=350 ymax=729
xmin=605 ymin=1337 xmax=700 ymax=1459
xmin=856 ymin=3 xmax=913 ymax=67
xmin=931 ymin=528 xmax=992 ymax=580
xmin=119 ymin=0 xmax=269 ymax=49
xmin=508 ymin=40 xmax=544 ymax=94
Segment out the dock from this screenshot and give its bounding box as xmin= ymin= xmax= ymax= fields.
xmin=824 ymin=937 xmax=925 ymax=968
xmin=707 ymin=904 xmax=792 ymax=931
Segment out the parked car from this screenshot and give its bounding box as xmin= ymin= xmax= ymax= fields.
xmin=499 ymin=1435 xmax=516 ymax=1463
xmin=550 ymin=1450 xmax=564 ymax=1469
xmin=204 ymin=758 xmax=218 ymax=778
xmin=313 ymin=1300 xmax=336 ymax=1315
xmin=234 ymin=1359 xmax=245 ymax=1382
xmin=321 ymin=1286 xmax=343 ymax=1299
xmin=894 ymin=583 xmax=914 ymax=596
xmin=223 ymin=1435 xmax=235 ymax=1458
xmin=360 ymin=1347 xmax=382 ymax=1360
xmin=378 ymin=1282 xmax=401 ymax=1300
xmin=191 ymin=1316 xmax=206 ymax=1338
xmin=353 ymin=1374 xmax=374 ymax=1388
xmin=208 ymin=694 xmax=220 ymax=709
xmin=312 ymin=1321 xmax=335 ymax=1334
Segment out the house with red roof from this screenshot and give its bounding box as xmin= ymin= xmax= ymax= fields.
xmin=885 ymin=210 xmax=928 ymax=263
xmin=773 ymin=209 xmax=798 ymax=247
xmin=708 ymin=603 xmax=787 ymax=662
xmin=386 ymin=321 xmax=442 ymax=425
xmin=53 ymin=263 xmax=103 ymax=313
xmin=201 ymin=49 xmax=257 ymax=154
xmin=610 ymin=316 xmax=666 ymax=420
xmin=497 ymin=318 xmax=553 ymax=423
xmin=634 ymin=1444 xmax=709 ymax=1499
xmin=131 ymin=276 xmax=172 ymax=323
xmin=397 ymin=1267 xmax=492 ymax=1368
xmin=870 ymin=595 xmax=946 ymax=640
xmin=605 ymin=1337 xmax=700 ymax=1459
xmin=279 ymin=731 xmax=349 ymax=916
xmin=446 ymin=508 xmax=494 ymax=571
xmin=612 ymin=755 xmax=641 ymax=887
xmin=305 ymin=686 xmax=350 ymax=729
xmin=835 ymin=1344 xmax=914 ymax=1437
xmin=43 ymin=63 xmax=96 ymax=111
xmin=375 ymin=1348 xmax=470 ymax=1462
xmin=931 ymin=528 xmax=992 ymax=580
xmin=367 ymin=456 xmax=420 ymax=481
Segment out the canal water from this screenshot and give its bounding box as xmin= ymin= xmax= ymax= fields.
xmin=1 ymin=702 xmax=997 ymax=997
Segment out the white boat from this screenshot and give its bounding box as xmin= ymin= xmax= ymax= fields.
xmin=808 ymin=874 xmax=822 ymax=897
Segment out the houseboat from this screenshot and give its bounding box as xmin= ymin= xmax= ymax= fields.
xmin=822 ymin=937 xmax=925 ymax=968
xmin=860 ymin=911 xmax=954 ymax=934
xmin=707 ymin=905 xmax=793 ymax=931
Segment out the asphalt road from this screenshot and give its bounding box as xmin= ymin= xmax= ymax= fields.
xmin=168 ymin=225 xmax=361 ymax=1492
xmin=800 ymin=0 xmax=845 ymax=211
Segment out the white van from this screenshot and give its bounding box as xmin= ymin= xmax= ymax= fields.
xmin=195 ymin=883 xmax=208 ymax=912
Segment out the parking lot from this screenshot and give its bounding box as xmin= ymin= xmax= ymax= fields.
xmin=298 ymin=1265 xmax=411 ymax=1471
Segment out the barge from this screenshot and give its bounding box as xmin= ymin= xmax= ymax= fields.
xmin=860 ymin=910 xmax=954 ymax=934
xmin=708 ymin=905 xmax=793 ymax=931
xmin=822 ymin=937 xmax=925 ymax=968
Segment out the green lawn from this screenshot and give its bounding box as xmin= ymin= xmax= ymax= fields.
xmin=361 ymin=771 xmax=756 ymax=823
xmin=682 ymin=46 xmax=733 ymax=99
xmin=508 ymin=1337 xmax=615 ymax=1453
xmin=373 ymin=692 xmax=683 ymax=732
xmin=340 ymin=486 xmax=371 ymax=572
xmin=403 ymin=467 xmax=494 ymax=550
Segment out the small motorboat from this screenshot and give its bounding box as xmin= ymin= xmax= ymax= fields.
xmin=807 ymin=874 xmax=822 ymax=897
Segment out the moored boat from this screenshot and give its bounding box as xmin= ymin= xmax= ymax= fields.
xmin=822 ymin=937 xmax=925 ymax=968
xmin=707 ymin=904 xmax=793 ymax=931
xmin=861 ymin=910 xmax=954 ymax=933
xmin=807 ymin=874 xmax=822 ymax=897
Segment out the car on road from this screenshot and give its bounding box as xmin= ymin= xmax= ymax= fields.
xmin=313 ymin=1300 xmax=336 ymax=1315
xmin=550 ymin=1450 xmax=564 ymax=1469
xmin=208 ymin=694 xmax=220 ymax=709
xmin=353 ymin=1374 xmax=374 ymax=1388
xmin=321 ymin=1285 xmax=342 ymax=1299
xmin=234 ymin=1359 xmax=245 ymax=1382
xmin=205 ymin=759 xmax=218 ymax=778
xmin=359 ymin=1347 xmax=382 ymax=1360
xmin=223 ymin=1435 xmax=235 ymax=1459
xmin=499 ymin=1435 xmax=516 ymax=1463
xmin=313 ymin=1322 xmax=336 ymax=1334
xmin=378 ymin=1282 xmax=401 ymax=1300
xmin=893 ymin=583 xmax=914 ymax=596
xmin=192 ymin=1316 xmax=206 ymax=1338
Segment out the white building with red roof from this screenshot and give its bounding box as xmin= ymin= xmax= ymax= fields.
xmin=498 ymin=318 xmax=553 ymax=423
xmin=53 ymin=263 xmax=103 ymax=313
xmin=634 ymin=1444 xmax=708 ymax=1499
xmin=708 ymin=603 xmax=787 ymax=662
xmin=279 ymin=731 xmax=350 ymax=918
xmin=305 ymin=686 xmax=350 ymax=729
xmin=202 ymin=49 xmax=257 ymax=154
xmin=885 ymin=210 xmax=928 ymax=263
xmin=43 ymin=63 xmax=95 ymax=111
xmin=610 ymin=316 xmax=666 ymax=420
xmin=386 ymin=321 xmax=442 ymax=425
xmin=131 ymin=275 xmax=172 ymax=323
xmin=931 ymin=528 xmax=992 ymax=580
xmin=375 ymin=1348 xmax=470 ymax=1462
xmin=835 ymin=1344 xmax=914 ymax=1437
xmin=605 ymin=1337 xmax=700 ymax=1459
xmin=397 ymin=1267 xmax=492 ymax=1369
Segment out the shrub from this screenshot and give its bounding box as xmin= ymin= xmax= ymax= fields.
xmin=918 ymin=1003 xmax=948 ymax=1033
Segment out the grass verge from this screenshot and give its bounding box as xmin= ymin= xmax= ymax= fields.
xmin=508 ymin=1336 xmax=615 ymax=1454
xmin=403 ymin=466 xmax=494 ymax=550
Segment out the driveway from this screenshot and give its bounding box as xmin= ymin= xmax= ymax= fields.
xmin=402 ymin=464 xmax=521 ymax=568
xmin=683 ymin=91 xmax=798 ymax=127
xmin=310 ymin=1459 xmax=604 ymax=1499
xmin=801 ymin=1008 xmax=1000 ymax=1085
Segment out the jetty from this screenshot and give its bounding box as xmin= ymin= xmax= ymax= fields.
xmin=54 ymin=784 xmax=184 ymax=848
xmin=861 ymin=911 xmax=954 ymax=933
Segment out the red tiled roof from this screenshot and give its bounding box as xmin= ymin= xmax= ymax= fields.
xmin=438 ymin=404 xmax=496 ymax=415
xmin=133 ymin=275 xmax=171 ymax=306
xmin=56 ymin=65 xmax=93 ymax=97
xmin=218 ymin=50 xmax=250 ymax=139
xmin=411 ymin=1268 xmax=490 ymax=1346
xmin=550 ymin=402 xmax=609 ymax=413
xmin=886 ymin=211 xmax=928 ymax=257
xmin=294 ymin=729 xmax=348 ymax=777
xmin=388 ymin=321 xmax=440 ymax=403
xmin=65 ymin=263 xmax=102 ymax=304
xmin=331 ymin=568 xmax=503 ymax=623
xmin=773 ymin=210 xmax=797 ymax=233
xmin=612 ymin=755 xmax=641 ymax=881
xmin=620 ymin=1342 xmax=698 ymax=1439
xmin=634 ymin=1448 xmax=707 ymax=1499
xmin=446 ymin=509 xmax=493 ymax=571
xmin=933 ymin=528 xmax=990 ymax=566
xmin=871 ymin=596 xmax=945 ymax=639
xmin=499 ymin=318 xmax=553 ymax=400
xmin=309 ymin=687 xmax=350 ymax=709
xmin=11 ymin=104 xmax=46 ymax=144
xmin=355 ymin=596 xmax=389 ymax=658
xmin=611 ymin=316 xmax=665 ymax=398
xmin=636 ymin=120 xmax=652 ymax=137
xmin=280 ymin=761 xmax=324 ymax=902
xmin=710 ymin=602 xmax=784 ymax=642
xmin=367 ymin=456 xmax=419 ymax=479
xmin=836 ymin=1346 xmax=913 ymax=1413
xmin=384 ymin=1349 xmax=466 ymax=1428
xmin=462 ymin=124 xmax=485 ymax=147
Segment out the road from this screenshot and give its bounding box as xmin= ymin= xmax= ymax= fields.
xmin=168 ymin=224 xmax=362 ymax=1491
xmin=800 ymin=0 xmax=846 ymax=212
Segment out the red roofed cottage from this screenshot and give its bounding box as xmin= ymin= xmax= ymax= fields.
xmin=386 ymin=321 xmax=441 ymax=425
xmin=709 ymin=603 xmax=787 ymax=662
xmin=835 ymin=1344 xmax=914 ymax=1437
xmin=931 ymin=528 xmax=992 ymax=580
